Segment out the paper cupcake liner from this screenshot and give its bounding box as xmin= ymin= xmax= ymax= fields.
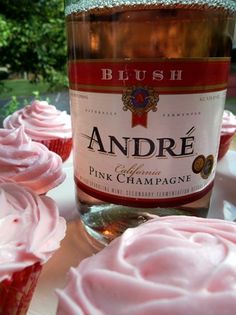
xmin=218 ymin=133 xmax=234 ymax=160
xmin=0 ymin=263 xmax=42 ymax=315
xmin=35 ymin=138 xmax=72 ymax=162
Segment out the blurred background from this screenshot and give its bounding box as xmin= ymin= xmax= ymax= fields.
xmin=1 ymin=0 xmax=236 ymax=126
xmin=0 ymin=0 xmax=69 ymax=124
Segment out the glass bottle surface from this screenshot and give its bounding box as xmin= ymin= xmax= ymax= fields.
xmin=65 ymin=0 xmax=236 ymax=246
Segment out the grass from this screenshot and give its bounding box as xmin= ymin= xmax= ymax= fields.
xmin=225 ymin=97 xmax=236 ymax=115
xmin=0 ymin=79 xmax=51 ymax=100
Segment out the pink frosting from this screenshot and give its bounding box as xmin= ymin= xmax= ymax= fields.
xmin=0 ymin=181 xmax=66 ymax=281
xmin=57 ymin=216 xmax=236 ymax=315
xmin=221 ymin=110 xmax=236 ymax=135
xmin=0 ymin=127 xmax=66 ymax=194
xmin=3 ymin=100 xmax=72 ymax=140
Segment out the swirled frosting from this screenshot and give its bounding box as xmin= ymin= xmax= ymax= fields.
xmin=3 ymin=100 xmax=72 ymax=140
xmin=0 ymin=127 xmax=66 ymax=194
xmin=0 ymin=181 xmax=66 ymax=281
xmin=221 ymin=110 xmax=236 ymax=135
xmin=57 ymin=216 xmax=236 ymax=315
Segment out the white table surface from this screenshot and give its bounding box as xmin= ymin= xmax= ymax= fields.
xmin=28 ymin=150 xmax=236 ymax=315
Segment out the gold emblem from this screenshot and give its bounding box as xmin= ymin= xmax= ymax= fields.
xmin=122 ymin=86 xmax=159 ymax=127
xmin=201 ymin=155 xmax=214 ymax=179
xmin=192 ymin=154 xmax=214 ymax=179
xmin=192 ymin=155 xmax=205 ymax=174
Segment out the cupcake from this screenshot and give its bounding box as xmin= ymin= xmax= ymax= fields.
xmin=0 ymin=126 xmax=66 ymax=195
xmin=3 ymin=100 xmax=72 ymax=162
xmin=57 ymin=216 xmax=236 ymax=315
xmin=218 ymin=110 xmax=236 ymax=160
xmin=0 ymin=180 xmax=66 ymax=315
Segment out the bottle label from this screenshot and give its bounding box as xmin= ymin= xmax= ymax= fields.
xmin=69 ymin=58 xmax=230 ymax=207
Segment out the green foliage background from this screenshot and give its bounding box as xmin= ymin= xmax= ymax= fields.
xmin=0 ymin=0 xmax=67 ymax=89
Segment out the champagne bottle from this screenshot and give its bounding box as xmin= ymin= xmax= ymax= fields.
xmin=65 ymin=0 xmax=236 ymax=247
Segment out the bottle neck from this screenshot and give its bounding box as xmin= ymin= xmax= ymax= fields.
xmin=64 ymin=0 xmax=236 ymax=16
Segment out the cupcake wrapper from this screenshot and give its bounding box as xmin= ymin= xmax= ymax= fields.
xmin=218 ymin=133 xmax=234 ymax=160
xmin=0 ymin=263 xmax=42 ymax=315
xmin=35 ymin=138 xmax=72 ymax=162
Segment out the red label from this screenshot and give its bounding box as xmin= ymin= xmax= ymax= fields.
xmin=68 ymin=58 xmax=230 ymax=94
xmin=75 ymin=177 xmax=214 ymax=208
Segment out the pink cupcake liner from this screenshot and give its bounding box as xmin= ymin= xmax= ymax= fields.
xmin=34 ymin=138 xmax=72 ymax=162
xmin=0 ymin=263 xmax=42 ymax=315
xmin=218 ymin=133 xmax=234 ymax=160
